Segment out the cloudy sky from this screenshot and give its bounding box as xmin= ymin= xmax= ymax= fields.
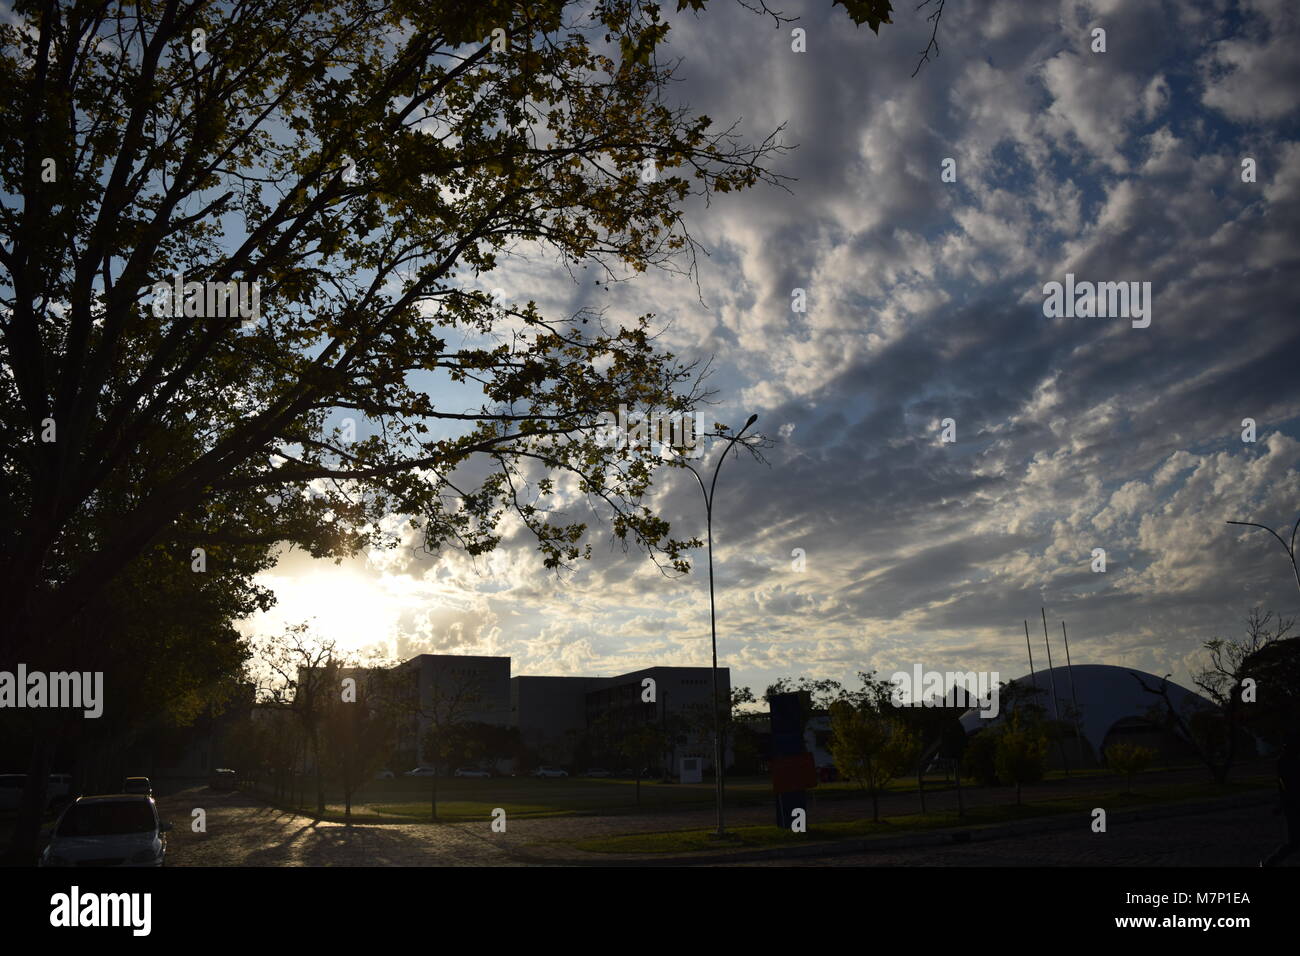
xmin=243 ymin=0 xmax=1300 ymax=697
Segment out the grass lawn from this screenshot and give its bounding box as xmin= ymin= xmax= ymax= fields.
xmin=568 ymin=778 xmax=1274 ymax=854
xmin=256 ymin=774 xmax=788 ymax=824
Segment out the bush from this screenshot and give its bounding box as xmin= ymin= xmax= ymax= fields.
xmin=995 ymin=714 xmax=1049 ymax=805
xmin=962 ymin=730 xmax=1000 ymax=787
xmin=1105 ymin=742 xmax=1156 ymax=793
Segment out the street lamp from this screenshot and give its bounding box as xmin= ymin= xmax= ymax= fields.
xmin=671 ymin=412 xmax=758 ymax=839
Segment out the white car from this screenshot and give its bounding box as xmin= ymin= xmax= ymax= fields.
xmin=453 ymin=768 xmax=491 ymax=778
xmin=404 ymin=767 xmax=439 ymax=777
xmin=532 ymin=766 xmax=568 ymax=778
xmin=40 ymin=795 xmax=171 ymax=868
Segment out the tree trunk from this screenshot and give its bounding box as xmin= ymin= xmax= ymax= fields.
xmin=870 ymin=786 xmax=879 ymax=823
xmin=430 ymin=765 xmax=439 ymax=822
xmin=312 ymin=729 xmax=324 ymax=817
xmin=917 ymin=763 xmax=926 ymax=815
xmin=955 ymin=766 xmax=963 ymax=819
xmin=8 ymin=734 xmax=54 ymax=863
xmin=1016 ymin=782 xmax=1022 ymax=806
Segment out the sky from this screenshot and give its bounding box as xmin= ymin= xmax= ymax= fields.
xmin=242 ymin=0 xmax=1300 ymax=697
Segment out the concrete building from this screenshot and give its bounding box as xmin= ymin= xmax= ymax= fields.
xmin=299 ymin=653 xmax=730 ymax=773
xmin=398 ymin=655 xmax=512 ymax=765
xmin=512 ymin=665 xmax=730 ymax=771
xmin=511 ymin=676 xmax=599 ymax=764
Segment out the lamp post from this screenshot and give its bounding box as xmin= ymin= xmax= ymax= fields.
xmin=672 ymin=413 xmax=758 ymax=839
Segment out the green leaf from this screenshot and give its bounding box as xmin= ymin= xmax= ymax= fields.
xmin=832 ymin=0 xmax=894 ymax=33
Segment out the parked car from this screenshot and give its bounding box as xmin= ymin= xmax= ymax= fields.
xmin=453 ymin=768 xmax=491 ymax=778
xmin=47 ymin=774 xmax=74 ymax=803
xmin=532 ymin=766 xmax=568 ymax=778
xmin=583 ymin=768 xmax=612 ymax=778
xmin=122 ymin=777 xmax=153 ymax=797
xmin=404 ymin=767 xmax=439 ymax=777
xmin=0 ymin=773 xmax=75 ymax=811
xmin=209 ymin=768 xmax=237 ymax=791
xmin=40 ymin=794 xmax=171 ymax=867
xmin=0 ymin=773 xmax=25 ymax=811
xmin=374 ymin=769 xmax=395 ymax=780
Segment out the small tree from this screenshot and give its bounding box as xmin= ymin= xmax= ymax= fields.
xmin=938 ymin=718 xmax=969 ymax=817
xmin=321 ymin=671 xmax=396 ymax=821
xmin=615 ymin=720 xmax=670 ymax=806
xmin=257 ymin=624 xmax=347 ymax=817
xmin=829 ymin=700 xmax=918 ymax=822
xmin=962 ymin=730 xmax=1000 ymax=787
xmin=1106 ymin=742 xmax=1155 ymax=795
xmin=994 ymin=713 xmax=1049 ymax=806
xmin=418 ymin=668 xmax=485 ymax=822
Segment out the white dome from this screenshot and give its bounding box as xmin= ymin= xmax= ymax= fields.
xmin=959 ymin=664 xmax=1213 ymax=753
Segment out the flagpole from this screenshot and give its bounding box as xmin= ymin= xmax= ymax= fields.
xmin=1041 ymin=608 xmax=1069 ymax=775
xmin=1061 ymin=621 xmax=1086 ymax=766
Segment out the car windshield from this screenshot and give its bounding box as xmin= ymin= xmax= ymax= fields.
xmin=58 ymin=801 xmax=156 ymax=837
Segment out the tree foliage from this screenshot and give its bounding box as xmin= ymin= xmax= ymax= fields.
xmin=0 ymin=0 xmax=911 ymax=859
xmin=1105 ymin=741 xmax=1154 ymax=795
xmin=828 ymin=698 xmax=917 ymax=822
xmin=993 ymin=711 xmax=1048 ymax=805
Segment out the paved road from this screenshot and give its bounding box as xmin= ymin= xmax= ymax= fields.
xmin=160 ymin=787 xmax=1295 ymax=867
xmin=161 ymin=788 xmax=530 ymax=866
xmin=711 ymin=800 xmax=1297 ymax=867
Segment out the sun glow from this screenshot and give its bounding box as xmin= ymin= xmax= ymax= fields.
xmin=242 ymin=565 xmax=415 ymax=654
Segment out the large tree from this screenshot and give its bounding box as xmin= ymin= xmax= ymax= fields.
xmin=1 ymin=0 xmax=908 ymax=858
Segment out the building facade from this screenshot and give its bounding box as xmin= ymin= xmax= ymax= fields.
xmin=297 ymin=654 xmax=731 ymax=774
xmin=399 ymin=655 xmax=512 ymax=765
xmin=513 ymin=664 xmax=730 ymax=772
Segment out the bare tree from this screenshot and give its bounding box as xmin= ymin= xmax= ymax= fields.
xmin=257 ymin=624 xmax=348 ymax=818
xmin=1132 ymin=609 xmax=1296 ymax=784
xmin=415 ymin=667 xmax=486 ymax=822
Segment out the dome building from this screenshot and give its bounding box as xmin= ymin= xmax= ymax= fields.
xmin=959 ymin=664 xmax=1216 ymax=766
